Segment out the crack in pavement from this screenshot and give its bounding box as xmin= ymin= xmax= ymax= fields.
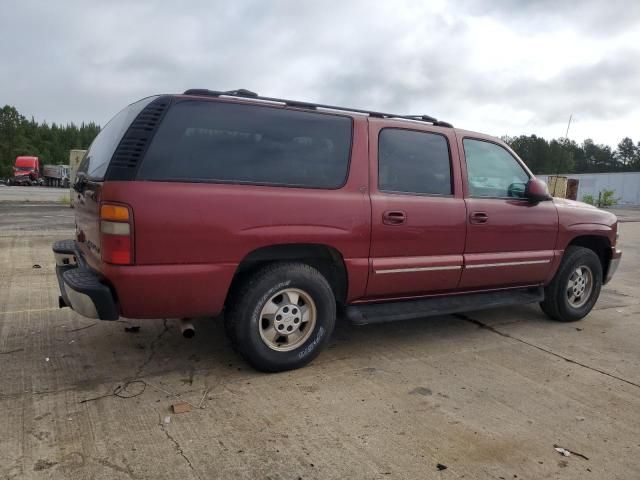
xmin=135 ymin=319 xmax=170 ymax=377
xmin=159 ymin=423 xmax=201 ymax=479
xmin=453 ymin=313 xmax=640 ymax=390
xmin=96 ymin=457 xmax=139 ymax=479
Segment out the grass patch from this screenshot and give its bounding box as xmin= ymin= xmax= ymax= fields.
xmin=58 ymin=194 xmax=71 ymax=205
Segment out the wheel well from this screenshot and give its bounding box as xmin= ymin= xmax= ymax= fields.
xmin=228 ymin=244 xmax=348 ymax=305
xmin=567 ymin=235 xmax=611 ymax=278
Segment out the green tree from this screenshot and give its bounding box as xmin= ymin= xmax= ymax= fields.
xmin=505 ymin=134 xmax=625 ymax=175
xmin=503 ymin=134 xmax=551 ymax=173
xmin=0 ymin=105 xmax=100 ymax=178
xmin=549 ymin=138 xmax=575 ymax=174
xmin=615 ymin=137 xmax=637 ymax=170
xmin=583 ymin=139 xmax=616 ymax=173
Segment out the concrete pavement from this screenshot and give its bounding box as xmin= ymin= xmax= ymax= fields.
xmin=0 ymin=185 xmax=70 ymax=204
xmin=0 ymin=205 xmax=639 ymax=479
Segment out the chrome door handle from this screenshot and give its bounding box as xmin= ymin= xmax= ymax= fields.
xmin=383 ymin=211 xmax=407 ymax=225
xmin=470 ymin=211 xmax=489 ymax=224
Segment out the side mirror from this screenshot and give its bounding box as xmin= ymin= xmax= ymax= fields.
xmin=507 ymin=182 xmax=527 ymax=198
xmin=525 ymin=178 xmax=552 ymax=202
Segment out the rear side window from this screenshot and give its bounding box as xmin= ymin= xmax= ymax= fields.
xmin=378 ymin=128 xmax=452 ymax=195
xmin=79 ymin=96 xmax=157 ymax=180
xmin=137 ymin=100 xmax=353 ymax=189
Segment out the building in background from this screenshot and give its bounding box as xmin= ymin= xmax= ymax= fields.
xmin=538 ymin=172 xmax=640 ymax=206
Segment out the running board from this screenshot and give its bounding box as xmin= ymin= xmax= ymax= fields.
xmin=345 ymin=287 xmax=544 ymax=325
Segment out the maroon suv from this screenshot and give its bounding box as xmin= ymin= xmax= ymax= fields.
xmin=53 ymin=89 xmax=622 ymax=371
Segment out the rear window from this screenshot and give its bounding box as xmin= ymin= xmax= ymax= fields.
xmin=79 ymin=96 xmax=157 ymax=180
xmin=137 ymin=100 xmax=353 ymax=189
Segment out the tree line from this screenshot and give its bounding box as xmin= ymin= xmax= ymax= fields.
xmin=1 ymin=103 xmax=639 ymax=178
xmin=504 ymin=135 xmax=640 ymax=174
xmin=0 ymin=105 xmax=100 ymax=177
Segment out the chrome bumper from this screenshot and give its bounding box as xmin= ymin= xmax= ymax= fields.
xmin=604 ymin=248 xmax=622 ymax=284
xmin=53 ymin=240 xmax=119 ymax=320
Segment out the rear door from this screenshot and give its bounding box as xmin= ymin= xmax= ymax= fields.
xmin=458 ymin=136 xmax=558 ymax=289
xmin=366 ymin=119 xmax=467 ymax=298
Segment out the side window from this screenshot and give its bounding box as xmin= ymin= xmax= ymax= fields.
xmin=463 ymin=139 xmax=530 ymax=198
xmin=378 ymin=129 xmax=452 ymax=195
xmin=137 ymin=100 xmax=352 ymax=189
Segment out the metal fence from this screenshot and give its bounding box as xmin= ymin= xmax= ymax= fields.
xmin=538 ymin=172 xmax=640 ymax=206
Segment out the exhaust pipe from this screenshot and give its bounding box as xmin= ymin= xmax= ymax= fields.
xmin=59 ymin=295 xmax=68 ymax=308
xmin=180 ymin=318 xmax=195 ymax=339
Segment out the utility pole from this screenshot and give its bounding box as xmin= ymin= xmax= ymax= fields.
xmin=565 ymin=114 xmax=572 ymax=139
xmin=555 ymin=114 xmax=574 ymax=178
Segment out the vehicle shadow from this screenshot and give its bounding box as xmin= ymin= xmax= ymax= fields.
xmin=5 ymin=301 xmax=565 ymax=401
xmin=35 ymin=302 xmax=552 ymax=392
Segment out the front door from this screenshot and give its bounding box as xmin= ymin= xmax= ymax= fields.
xmin=366 ymin=119 xmax=467 ymax=298
xmin=458 ymin=137 xmax=558 ymax=289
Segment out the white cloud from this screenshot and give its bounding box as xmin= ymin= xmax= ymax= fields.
xmin=1 ymin=0 xmax=638 ymax=147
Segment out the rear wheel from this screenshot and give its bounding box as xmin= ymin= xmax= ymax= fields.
xmin=225 ymin=262 xmax=335 ymax=372
xmin=540 ymin=246 xmax=602 ymax=322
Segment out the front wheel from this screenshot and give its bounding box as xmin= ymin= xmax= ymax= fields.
xmin=225 ymin=262 xmax=336 ymax=372
xmin=540 ymin=246 xmax=603 ymax=322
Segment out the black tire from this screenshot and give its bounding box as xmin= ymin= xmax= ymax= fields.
xmin=224 ymin=262 xmax=336 ymax=372
xmin=540 ymin=246 xmax=602 ymax=322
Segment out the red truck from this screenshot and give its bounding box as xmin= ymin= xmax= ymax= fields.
xmin=11 ymin=156 xmax=40 ymax=185
xmin=53 ymin=89 xmax=622 ymax=372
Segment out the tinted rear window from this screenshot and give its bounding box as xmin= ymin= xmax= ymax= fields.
xmin=137 ymin=100 xmax=353 ymax=188
xmin=378 ymin=128 xmax=452 ymax=195
xmin=79 ymin=96 xmax=157 ymax=180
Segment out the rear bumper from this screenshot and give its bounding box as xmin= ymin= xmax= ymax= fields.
xmin=53 ymin=240 xmax=119 ymax=320
xmin=604 ymin=247 xmax=622 ymax=284
xmin=53 ymin=239 xmax=235 ymax=319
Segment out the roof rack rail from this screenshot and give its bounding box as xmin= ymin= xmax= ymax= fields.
xmin=182 ymin=88 xmax=453 ymax=128
xmin=405 ymin=114 xmax=438 ymax=123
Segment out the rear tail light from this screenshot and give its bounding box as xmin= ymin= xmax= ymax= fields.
xmin=100 ymin=203 xmax=133 ymax=265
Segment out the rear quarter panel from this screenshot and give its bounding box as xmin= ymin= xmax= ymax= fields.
xmin=100 ymin=116 xmax=371 ymax=318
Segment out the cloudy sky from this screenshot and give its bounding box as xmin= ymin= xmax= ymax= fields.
xmin=2 ymin=0 xmax=639 ymax=146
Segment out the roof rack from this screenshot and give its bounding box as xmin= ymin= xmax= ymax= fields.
xmin=182 ymin=88 xmax=453 ymax=128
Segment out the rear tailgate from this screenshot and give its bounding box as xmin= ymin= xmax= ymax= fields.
xmin=74 ymin=180 xmax=103 ymax=270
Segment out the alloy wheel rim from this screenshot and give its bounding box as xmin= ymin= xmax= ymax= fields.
xmin=566 ymin=265 xmax=594 ymax=308
xmin=258 ymin=288 xmax=317 ymax=352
